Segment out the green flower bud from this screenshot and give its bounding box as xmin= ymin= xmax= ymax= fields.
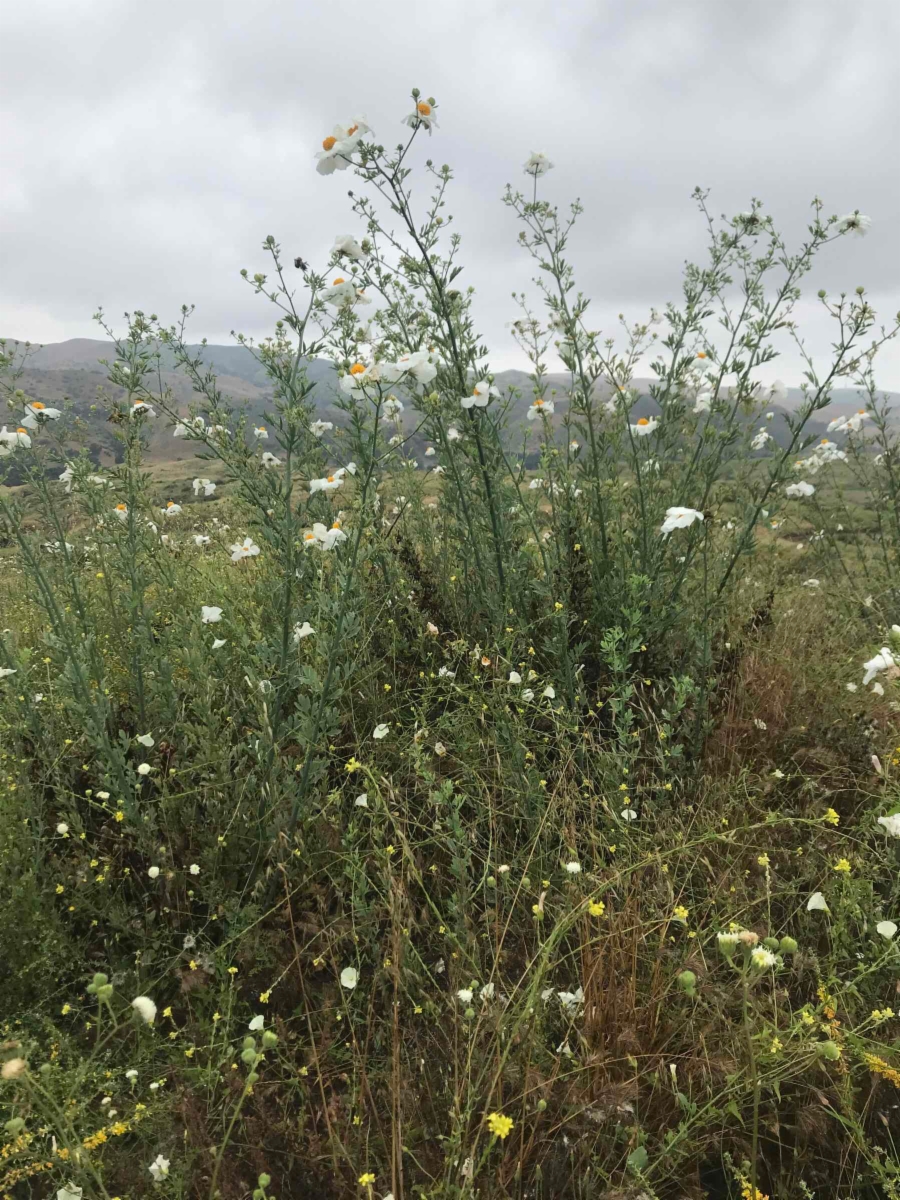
xmin=763 ymin=937 xmax=780 ymax=951
xmin=87 ymin=972 xmax=109 ymax=994
xmin=261 ymin=1030 xmax=278 ymax=1049
xmin=246 ymin=1071 xmax=260 ymax=1084
xmin=242 ymin=1036 xmax=256 ymax=1050
xmin=677 ymin=970 xmax=697 ymax=996
xmin=241 ymin=1048 xmax=258 ymax=1064
xmin=464 ymin=1007 xmax=475 ymax=1020
xmin=536 ymin=1098 xmax=547 ymax=1112
xmin=779 ymin=936 xmax=798 ymax=955
xmin=817 ymin=289 xmax=827 ymax=299
xmin=818 ymin=1040 xmax=841 ymax=1061
xmin=487 ymin=876 xmax=496 ymax=887
xmin=258 ymin=1174 xmax=271 ymax=1188
xmin=4 ymin=1118 xmax=25 ymax=1136
xmin=96 ymin=984 xmax=114 ymax=1002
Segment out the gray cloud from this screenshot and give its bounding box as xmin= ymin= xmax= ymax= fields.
xmin=3 ymin=0 xmax=899 ymax=383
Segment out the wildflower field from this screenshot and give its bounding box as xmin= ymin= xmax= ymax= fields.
xmin=5 ymin=91 xmax=900 ymax=1200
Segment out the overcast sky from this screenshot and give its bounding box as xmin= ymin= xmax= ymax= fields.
xmin=3 ymin=0 xmax=899 ymax=385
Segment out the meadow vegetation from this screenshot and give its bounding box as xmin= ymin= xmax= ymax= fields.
xmin=4 ymin=90 xmax=900 ymax=1200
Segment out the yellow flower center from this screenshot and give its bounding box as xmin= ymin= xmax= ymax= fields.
xmin=332 ymin=520 xmax=341 ymax=529
xmin=417 ymin=102 xmax=432 ymax=116
xmin=332 ymin=277 xmax=345 ymax=285
xmin=346 ymin=124 xmax=358 ymax=136
xmin=821 ymin=438 xmax=829 ymax=444
xmin=116 ymin=504 xmax=127 ymax=512
xmin=16 ymin=427 xmax=27 ymax=434
xmin=304 ymin=532 xmax=316 ymax=542
xmin=350 ymin=362 xmax=366 ymax=375
xmin=535 ymin=399 xmax=544 ymax=407
xmin=696 ymin=351 xmax=707 ymax=359
xmin=858 ymin=408 xmax=866 ymax=414
xmin=31 ymin=401 xmax=46 ymax=410
xmin=166 ymin=501 xmax=175 ymax=508
xmin=322 ymin=135 xmax=337 ymax=151
xmin=327 ymin=475 xmax=335 ymax=483
xmin=257 ymin=426 xmax=266 ymax=432
xmin=637 ymin=417 xmax=650 ymax=426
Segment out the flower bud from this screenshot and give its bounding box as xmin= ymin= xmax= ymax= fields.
xmin=464 ymin=1007 xmax=475 ymax=1020
xmin=818 ymin=1040 xmax=841 ymax=1061
xmin=536 ymin=1098 xmax=547 ymax=1112
xmin=262 ymin=1030 xmax=278 ymax=1049
xmin=779 ymin=936 xmax=798 ymax=955
xmin=763 ymin=937 xmax=780 ymax=951
xmin=242 ymin=1036 xmax=256 ymax=1050
xmin=247 ymin=1071 xmax=260 ymax=1083
xmin=258 ymin=1174 xmax=271 ymax=1188
xmin=241 ymin=1047 xmax=258 ymax=1064
xmin=677 ymin=970 xmax=697 ymax=997
xmin=4 ymin=1118 xmax=25 ymax=1135
xmin=817 ymin=289 xmax=827 ymax=299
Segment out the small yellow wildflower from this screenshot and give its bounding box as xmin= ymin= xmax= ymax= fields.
xmin=757 ymin=854 xmax=770 ymax=868
xmin=485 ymin=1111 xmax=514 ymax=1139
xmin=833 ymin=858 xmax=851 ymax=874
xmin=823 ymin=808 xmax=840 ymax=826
xmin=588 ymin=900 xmax=606 ymax=917
xmin=259 ymin=990 xmax=271 ymax=1003
xmin=673 ymin=905 xmax=689 ymax=921
xmin=358 ymin=1172 xmax=376 ymax=1186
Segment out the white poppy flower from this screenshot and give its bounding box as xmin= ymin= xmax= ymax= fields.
xmin=249 ymin=1015 xmax=265 ymax=1031
xmin=148 ymin=1154 xmax=170 ymax=1181
xmin=321 ymin=275 xmax=364 ymax=307
xmin=837 ymin=211 xmax=871 ymax=235
xmin=253 ymin=425 xmax=269 ymax=440
xmin=557 ymin=987 xmax=584 ymax=1012
xmin=403 ymin=100 xmax=438 ymax=132
xmin=58 ymin=464 xmax=75 ymax=492
xmin=200 ymin=605 xmax=223 ymax=623
xmin=863 ymin=648 xmax=896 ymax=686
xmin=261 ymin=451 xmax=283 ymax=468
xmin=877 ymin=920 xmax=897 ymax=940
xmin=0 ymin=425 xmax=32 ymax=451
xmin=877 ymin=813 xmax=900 ymax=838
xmin=392 ymin=349 xmax=438 ymax=391
xmin=310 ymin=420 xmax=334 ymax=438
xmin=660 ymin=507 xmax=704 ymax=535
xmin=315 ymin=120 xmax=370 ymax=175
xmin=211 ymin=638 xmax=227 ymax=649
xmin=230 ymin=537 xmax=261 ymax=562
xmin=438 ymin=667 xmax=456 ymax=679
xmin=446 ymin=426 xmax=461 ymax=442
xmin=751 ymin=428 xmax=771 ymax=451
xmin=480 ymin=982 xmax=495 ymax=1000
xmin=131 ymin=995 xmax=157 ymax=1024
xmin=630 ymin=417 xmax=657 ymax=437
xmin=527 ymin=397 xmax=555 ymax=420
xmin=373 ymin=723 xmax=390 ymax=740
xmin=309 ymin=470 xmax=345 ymax=493
xmin=693 ymin=391 xmax=713 ymax=414
xmin=293 ymin=621 xmax=315 ymax=641
xmin=332 ymin=234 xmax=365 ymax=260
xmin=461 ymin=380 xmax=499 ymax=410
xmin=192 ymin=478 xmax=216 ymax=496
xmin=785 ymin=482 xmax=815 ymax=498
xmin=303 ymin=521 xmax=347 ymax=550
xmin=136 ymin=733 xmax=155 ymax=747
xmin=425 ymin=446 xmax=436 ymax=456
xmin=130 ymin=401 xmax=156 ymax=418
xmin=807 ymin=891 xmax=829 ymax=913
xmin=162 ymin=501 xmax=182 ymax=517
xmin=20 ymin=401 xmax=62 ymax=428
xmin=340 ymin=966 xmax=359 ymax=989
xmin=523 ymin=151 xmax=553 ymax=177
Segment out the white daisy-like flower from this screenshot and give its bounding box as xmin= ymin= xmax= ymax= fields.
xmin=660 ymin=507 xmax=704 ymax=535
xmin=148 ymin=865 xmax=160 ymax=879
xmin=461 ymin=380 xmax=499 ymax=410
xmin=456 ymin=988 xmax=473 ymax=1004
xmin=630 ymin=416 xmax=657 ymax=437
xmin=557 ymin=987 xmax=584 ymax=1012
xmin=425 ymin=446 xmax=436 ymax=457
xmin=332 ymin=233 xmax=365 ymax=260
xmin=750 ymin=948 xmax=777 ymax=970
xmin=837 ymin=211 xmax=871 ymax=236
xmin=527 ymin=397 xmax=555 ymax=420
xmin=785 ymin=481 xmax=815 ymax=498
xmin=373 ymin=723 xmax=390 ymax=740
xmin=863 ymin=648 xmax=896 ymax=686
xmin=293 ymin=621 xmax=315 ymax=641
xmin=200 ymin=605 xmax=223 ymax=623
xmin=523 ymin=151 xmax=553 ymax=177
xmin=148 ymin=1154 xmax=170 ymax=1181
xmin=403 ymin=99 xmax=438 ymax=132
xmin=192 ymin=478 xmax=216 ymax=496
xmin=137 ymin=763 xmax=151 ymax=776
xmin=188 ymin=863 xmax=200 ymax=876
xmin=21 ymin=401 xmax=62 ymax=427
xmin=303 ymin=521 xmax=348 ymax=550
xmin=340 ymin=966 xmax=359 ymax=989
xmin=310 ymin=420 xmax=334 ymax=438
xmin=230 ymin=537 xmax=261 ymax=562
xmin=564 ymin=861 xmax=581 ymax=875
xmin=131 ymin=996 xmax=157 ymax=1024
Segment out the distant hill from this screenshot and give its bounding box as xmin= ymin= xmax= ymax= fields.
xmin=2 ymin=337 xmax=894 ymax=469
